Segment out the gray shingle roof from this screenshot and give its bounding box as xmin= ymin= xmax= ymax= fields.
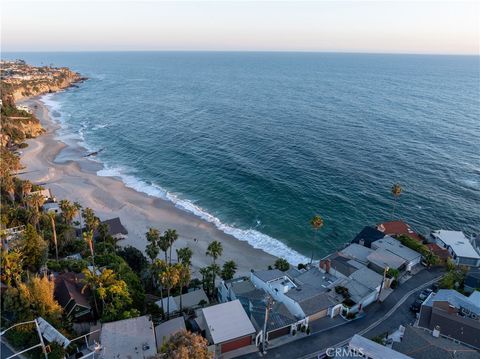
xmin=422 ymin=289 xmax=480 ymax=315
xmin=252 ymin=269 xmax=285 ymax=282
xmin=392 ymin=326 xmax=479 ymax=359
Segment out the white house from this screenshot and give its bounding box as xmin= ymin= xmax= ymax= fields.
xmin=431 ymin=230 xmax=480 ymax=267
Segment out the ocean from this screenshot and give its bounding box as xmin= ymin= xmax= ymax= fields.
xmin=7 ymin=52 xmax=480 ymax=264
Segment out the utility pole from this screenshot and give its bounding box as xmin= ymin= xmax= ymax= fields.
xmin=34 ymin=319 xmax=48 ymax=359
xmin=262 ymin=295 xmax=274 ymax=355
xmin=377 ymin=266 xmax=389 ymax=303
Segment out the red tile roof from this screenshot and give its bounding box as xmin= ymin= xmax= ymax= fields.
xmin=376 ymin=221 xmax=422 ymax=242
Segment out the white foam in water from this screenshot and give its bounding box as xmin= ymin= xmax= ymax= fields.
xmin=97 ymin=164 xmax=309 ymax=265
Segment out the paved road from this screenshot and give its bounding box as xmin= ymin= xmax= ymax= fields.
xmin=1 ymin=340 xmax=16 ymax=359
xmin=239 ymin=267 xmax=444 ymax=359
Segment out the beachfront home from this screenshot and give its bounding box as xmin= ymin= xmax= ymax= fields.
xmin=376 ymin=220 xmax=422 ymax=242
xmin=251 ymin=268 xmax=343 ymax=322
xmin=99 ymin=315 xmax=157 ymax=359
xmin=351 ymin=226 xmax=385 ymax=248
xmin=30 ymin=188 xmax=56 ymax=202
xmin=156 ymin=288 xmax=209 ymax=315
xmin=54 ymin=272 xmax=91 ymax=321
xmin=154 ymin=317 xmax=186 ymax=351
xmin=200 ymin=300 xmax=256 ymax=357
xmin=418 ymin=289 xmax=480 ymax=349
xmin=431 ymin=230 xmax=480 ymax=267
xmin=94 ymin=217 xmax=128 ymax=241
xmin=367 ymin=248 xmax=405 ymax=273
xmin=43 ymin=202 xmax=61 ymax=214
xmin=339 ymin=243 xmax=374 ymax=266
xmin=371 ymin=236 xmax=422 ymax=272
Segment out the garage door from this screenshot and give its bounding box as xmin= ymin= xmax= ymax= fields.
xmin=309 ymin=309 xmax=328 ymax=322
xmin=268 ymin=326 xmax=290 ymax=340
xmin=221 ymin=335 xmax=252 ymax=353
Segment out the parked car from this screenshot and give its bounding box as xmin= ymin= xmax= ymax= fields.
xmin=418 ymin=289 xmax=433 ymax=301
xmin=410 ymin=299 xmax=423 ymax=313
xmin=431 ymin=283 xmax=439 ymax=292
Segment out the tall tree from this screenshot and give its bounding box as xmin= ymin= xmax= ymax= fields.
xmin=152 ymin=259 xmax=168 ymax=314
xmin=0 ymin=249 xmax=23 ymax=287
xmin=82 ymin=207 xmax=99 ymax=232
xmin=309 ymin=215 xmax=324 ymax=264
xmin=177 ymin=264 xmax=191 ymax=312
xmin=176 ymin=247 xmax=193 ymax=266
xmin=391 ymin=183 xmax=402 ymax=218
xmin=206 ymin=240 xmax=223 ymax=296
xmin=59 ymin=199 xmax=79 ymax=225
xmin=220 ymin=260 xmax=237 ymax=280
xmin=83 ymin=230 xmax=95 ymax=267
xmin=159 ymin=233 xmax=170 ymax=263
xmin=145 ymin=227 xmax=161 ymax=263
xmin=26 ymin=192 xmax=45 ymax=229
xmin=48 ymin=211 xmax=59 ymax=260
xmin=164 ymin=229 xmax=179 ymax=264
xmin=20 ymin=224 xmax=48 ymax=272
xmin=21 ymin=180 xmax=32 ymax=203
xmin=160 ymin=265 xmax=179 ymax=319
xmin=158 ymin=330 xmax=211 ymax=359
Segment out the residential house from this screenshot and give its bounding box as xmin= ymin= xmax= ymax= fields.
xmin=339 ymin=243 xmax=374 ymax=266
xmin=54 ymin=272 xmax=91 ymax=321
xmin=345 ymin=334 xmax=412 ymax=359
xmin=367 ymin=248 xmax=406 ymax=273
xmin=99 ymin=315 xmax=157 ymax=358
xmin=200 ymin=300 xmax=256 ymax=356
xmin=95 ymin=217 xmax=128 ymax=241
xmin=371 ymin=236 xmax=422 ymax=272
xmin=376 ymin=221 xmax=422 ymax=242
xmin=464 ymin=269 xmax=480 ymax=294
xmin=431 ymin=230 xmax=480 ymax=267
xmin=251 ymin=268 xmax=342 ymax=323
xmin=156 ymin=288 xmax=209 ymax=315
xmin=418 ymin=289 xmax=480 ymax=349
xmin=218 ymin=277 xmax=266 ymax=315
xmin=351 ymin=226 xmax=385 ymax=248
xmin=43 ymin=202 xmax=61 ymax=214
xmin=30 ymin=188 xmax=55 ymax=202
xmin=392 ymin=325 xmax=479 ymax=359
xmin=250 ymin=300 xmax=299 ymax=343
xmin=154 ymin=317 xmax=186 ymax=351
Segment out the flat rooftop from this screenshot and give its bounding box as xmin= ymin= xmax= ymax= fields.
xmin=100 ymin=315 xmax=157 ymax=359
xmin=432 ymin=230 xmax=480 ymax=259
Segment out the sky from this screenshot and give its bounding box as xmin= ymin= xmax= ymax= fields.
xmin=1 ymin=1 xmax=479 ymax=54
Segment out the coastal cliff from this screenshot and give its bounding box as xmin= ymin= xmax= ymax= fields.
xmin=0 ymin=60 xmax=85 ymax=147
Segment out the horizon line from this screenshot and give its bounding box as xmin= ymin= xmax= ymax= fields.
xmin=1 ymin=49 xmax=479 ymax=57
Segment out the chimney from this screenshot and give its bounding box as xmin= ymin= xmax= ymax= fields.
xmin=325 ymin=259 xmax=331 ymax=273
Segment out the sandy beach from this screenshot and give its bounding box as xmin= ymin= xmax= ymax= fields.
xmin=18 ymin=97 xmax=277 ymax=278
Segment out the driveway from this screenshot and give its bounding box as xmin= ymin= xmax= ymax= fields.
xmin=238 ymin=267 xmax=444 ymax=359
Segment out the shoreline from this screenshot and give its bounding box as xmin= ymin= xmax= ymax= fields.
xmin=18 ymin=95 xmax=279 ymax=277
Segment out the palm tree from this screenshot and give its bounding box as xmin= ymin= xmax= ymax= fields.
xmin=82 ymin=207 xmax=99 ymax=232
xmin=176 ymin=247 xmax=193 ymax=266
xmin=145 ymin=228 xmax=160 ymax=263
xmin=160 ymin=265 xmax=179 ymax=319
xmin=164 ymin=229 xmax=179 ymax=264
xmin=152 ymin=259 xmax=167 ymax=313
xmin=310 ymin=215 xmax=324 ymax=264
xmin=48 ymin=211 xmax=59 ymax=260
xmin=59 ymin=199 xmax=79 ymax=225
xmin=177 ymin=264 xmax=191 ymax=312
xmin=4 ymin=176 xmax=15 ymax=203
xmin=26 ymin=192 xmax=45 ymax=229
xmin=81 ymin=267 xmax=100 ymax=315
xmin=159 ymin=233 xmax=170 ymax=263
xmin=21 ymin=180 xmax=32 ymax=203
xmin=83 ymin=230 xmax=95 ymax=267
xmin=206 ymin=241 xmax=223 ymax=295
xmin=391 ymin=183 xmax=402 ymax=218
